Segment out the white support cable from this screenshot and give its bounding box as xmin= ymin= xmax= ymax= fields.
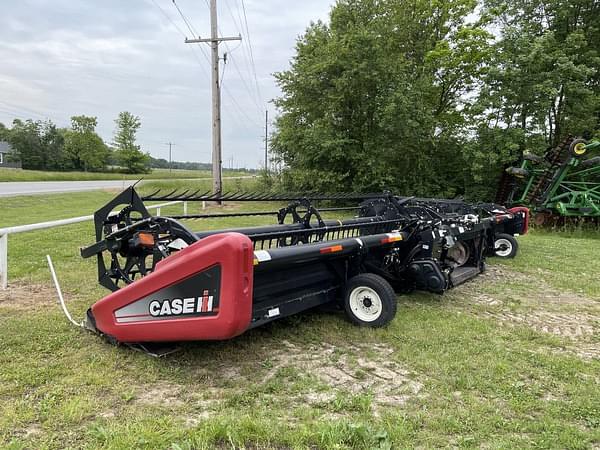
xmin=46 ymin=255 xmax=84 ymax=328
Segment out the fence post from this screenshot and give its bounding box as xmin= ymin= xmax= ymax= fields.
xmin=183 ymin=201 xmax=188 ymax=216
xmin=156 ymin=207 xmax=161 ymax=216
xmin=0 ymin=233 xmax=7 ymax=290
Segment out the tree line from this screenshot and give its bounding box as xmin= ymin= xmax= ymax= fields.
xmin=0 ymin=111 xmax=150 ymax=173
xmin=271 ymin=0 xmax=600 ymax=200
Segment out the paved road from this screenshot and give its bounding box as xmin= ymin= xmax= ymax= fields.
xmin=0 ymin=176 xmax=257 ymax=197
xmin=0 ymin=180 xmax=141 ymax=197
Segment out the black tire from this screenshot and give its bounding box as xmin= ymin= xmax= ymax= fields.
xmin=569 ymin=138 xmax=588 ymax=158
xmin=343 ymin=273 xmax=397 ymax=327
xmin=494 ymin=233 xmax=518 ymax=258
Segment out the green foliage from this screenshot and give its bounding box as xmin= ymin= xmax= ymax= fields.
xmin=63 ymin=115 xmax=109 ymax=171
xmin=5 ymin=119 xmax=67 ymax=170
xmin=113 ymin=111 xmax=150 ymax=174
xmin=272 ymin=0 xmax=491 ymax=196
xmin=464 ymin=0 xmax=600 ymax=198
xmin=272 ymin=0 xmax=600 ymax=200
xmin=1 ymin=116 xmax=111 ymax=172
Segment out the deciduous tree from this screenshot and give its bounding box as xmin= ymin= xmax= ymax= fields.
xmin=63 ymin=115 xmax=108 ymax=171
xmin=113 ymin=111 xmax=150 ymax=174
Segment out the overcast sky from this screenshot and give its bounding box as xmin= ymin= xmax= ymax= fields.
xmin=0 ymin=0 xmax=333 ymax=168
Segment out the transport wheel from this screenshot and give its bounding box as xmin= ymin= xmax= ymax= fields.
xmin=343 ymin=273 xmax=397 ymax=327
xmin=534 ymin=212 xmax=547 ymax=226
xmin=569 ymin=139 xmax=588 ymax=158
xmin=494 ymin=233 xmax=518 ymax=258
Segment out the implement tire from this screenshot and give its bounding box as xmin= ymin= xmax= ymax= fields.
xmin=494 ymin=233 xmax=518 ymax=258
xmin=343 ymin=273 xmax=397 ymax=327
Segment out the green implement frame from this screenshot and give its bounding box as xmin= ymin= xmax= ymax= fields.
xmin=503 ymin=137 xmax=600 ymax=219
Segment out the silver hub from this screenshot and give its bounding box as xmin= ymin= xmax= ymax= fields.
xmin=495 ymin=238 xmax=513 ymax=257
xmin=349 ymin=286 xmax=382 ymax=322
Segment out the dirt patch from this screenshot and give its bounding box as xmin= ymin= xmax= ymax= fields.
xmin=12 ymin=422 xmax=42 ymax=441
xmin=479 ymin=265 xmax=533 ymax=284
xmin=0 ymin=282 xmax=57 ymax=311
xmin=263 ymin=340 xmax=423 ymax=412
xmin=569 ymin=343 xmax=600 ymax=361
xmin=134 ymin=383 xmax=186 ymax=408
xmin=480 ymin=310 xmax=597 ymax=339
xmin=451 ymin=266 xmax=600 ymax=359
xmin=183 ymin=409 xmax=212 ymax=428
xmin=22 ymin=423 xmax=42 ymax=439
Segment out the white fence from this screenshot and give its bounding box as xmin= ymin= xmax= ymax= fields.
xmin=0 ymin=201 xmax=187 ymax=289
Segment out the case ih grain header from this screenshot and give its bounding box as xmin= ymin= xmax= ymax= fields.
xmin=74 ymin=187 xmax=527 ymax=353
xmin=497 ymin=136 xmax=600 ymax=225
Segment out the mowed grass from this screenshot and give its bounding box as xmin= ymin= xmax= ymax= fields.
xmin=0 ymin=188 xmax=599 ymax=449
xmin=0 ymin=167 xmax=255 ymax=182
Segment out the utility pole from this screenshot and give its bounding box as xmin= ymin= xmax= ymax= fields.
xmin=164 ymin=142 xmax=175 ymax=173
xmin=185 ymin=0 xmax=241 ymax=203
xmin=264 ymin=109 xmax=268 ymax=173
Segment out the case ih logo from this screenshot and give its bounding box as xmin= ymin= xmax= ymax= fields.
xmin=149 ymin=290 xmax=214 ymax=317
xmin=113 ymin=266 xmax=221 ymax=324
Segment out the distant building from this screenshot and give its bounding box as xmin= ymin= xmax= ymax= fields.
xmin=0 ymin=141 xmax=21 ymax=168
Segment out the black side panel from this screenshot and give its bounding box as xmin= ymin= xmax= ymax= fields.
xmin=251 ymin=261 xmax=343 ymax=327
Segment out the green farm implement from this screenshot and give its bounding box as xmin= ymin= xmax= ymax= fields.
xmin=497 ymin=136 xmax=600 ymax=225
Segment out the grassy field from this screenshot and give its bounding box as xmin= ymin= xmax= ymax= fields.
xmin=0 ymin=167 xmax=254 ymax=182
xmin=0 ymin=187 xmax=599 ymax=449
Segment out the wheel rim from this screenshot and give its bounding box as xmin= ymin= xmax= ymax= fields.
xmin=534 ymin=212 xmax=547 ymax=226
xmin=349 ymin=286 xmax=382 ymax=322
xmin=494 ymin=238 xmax=513 ymax=257
xmin=574 ymin=142 xmax=587 ymax=155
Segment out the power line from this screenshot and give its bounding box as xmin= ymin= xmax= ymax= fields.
xmin=223 ymin=0 xmax=244 ymax=35
xmin=149 ymin=0 xmax=263 ymax=161
xmin=195 ymin=0 xmax=263 ymax=116
xmin=171 ymin=0 xmax=262 ymax=127
xmin=172 ymin=0 xmax=200 ymax=38
xmin=233 ymin=0 xmax=257 ymax=94
xmin=239 ymin=0 xmax=263 ymax=105
xmin=222 ymin=0 xmax=261 ymax=106
xmin=185 ymin=0 xmax=242 ymax=200
xmin=170 ymin=0 xmax=213 ymax=66
xmin=149 ymin=0 xmax=211 ymax=80
xmin=222 ymin=85 xmax=261 ymax=129
xmin=150 ymin=0 xmax=188 ymax=39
